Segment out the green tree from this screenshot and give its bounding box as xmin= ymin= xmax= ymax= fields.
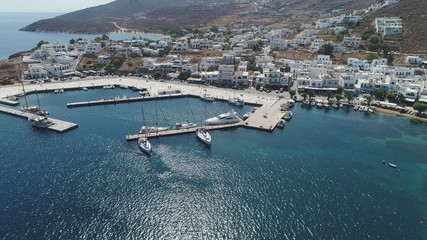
xmin=366 ymin=96 xmax=373 ymax=107
xmin=386 ymin=92 xmax=397 ymax=102
xmin=345 ymin=93 xmax=353 ymax=103
xmin=386 ymin=54 xmax=394 ymax=64
xmin=335 ymin=94 xmax=343 ymax=102
xmin=321 ymin=43 xmax=334 ymax=57
xmin=101 ymin=34 xmax=110 ymax=41
xmin=326 ymin=91 xmax=334 ymax=100
xmin=210 ymin=26 xmax=219 ymax=33
xmin=153 ymin=71 xmax=162 ymax=79
xmin=301 ymin=93 xmax=308 ymax=100
xmin=263 ymin=82 xmax=272 ymax=89
xmin=289 ymin=89 xmax=296 ymax=98
xmin=372 ymin=89 xmax=386 ymax=101
xmin=336 ymin=85 xmax=344 ymax=95
xmin=413 ymin=102 xmax=427 ymax=113
xmin=178 ymin=71 xmax=191 ymax=80
xmin=69 ymin=39 xmax=76 ymax=44
xmin=307 ymin=90 xmax=315 ymax=100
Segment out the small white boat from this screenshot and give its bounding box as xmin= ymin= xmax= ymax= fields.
xmin=36 ymin=109 xmax=50 ymax=116
xmin=22 ymin=105 xmax=40 ymax=112
xmin=316 ymin=100 xmax=323 ymax=108
xmin=388 ymin=163 xmax=397 ymax=168
xmin=310 ymin=101 xmax=316 ymax=106
xmin=303 ymin=99 xmax=310 ymax=105
xmin=28 ymin=116 xmax=54 ymax=128
xmin=119 ymin=84 xmax=128 ymax=89
xmin=228 ymin=97 xmax=244 ymax=106
xmin=196 ymin=128 xmax=211 ymax=145
xmin=54 ymin=89 xmax=60 ymax=94
xmin=287 ymin=99 xmax=295 ymax=107
xmin=243 ymin=112 xmax=252 ymax=120
xmin=82 ymin=87 xmax=88 ymax=91
xmin=339 ymin=103 xmax=344 ymax=108
xmin=200 ymin=94 xmax=215 ymax=102
xmin=332 ymin=103 xmax=338 ymax=108
xmin=175 ymin=122 xmax=197 ymax=129
xmin=138 ymin=138 xmax=152 ymax=155
xmin=283 ymin=111 xmax=293 ymax=120
xmin=59 ymin=89 xmax=64 ymax=94
xmin=251 ymin=107 xmax=258 ymax=113
xmin=277 ymin=119 xmax=285 ymax=128
xmin=139 ymin=126 xmax=169 ymax=134
xmin=353 ymin=105 xmax=359 ymax=111
xmin=8 ymin=96 xmax=19 ymax=101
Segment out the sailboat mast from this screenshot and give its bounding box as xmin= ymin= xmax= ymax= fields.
xmin=36 ymin=92 xmax=41 ymax=109
xmin=21 ymin=81 xmax=28 ymax=107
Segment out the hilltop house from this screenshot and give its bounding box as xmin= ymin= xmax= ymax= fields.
xmin=375 ymin=17 xmax=403 ymax=36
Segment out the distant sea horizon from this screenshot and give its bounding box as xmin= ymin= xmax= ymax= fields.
xmin=0 ymin=12 xmax=163 ymax=60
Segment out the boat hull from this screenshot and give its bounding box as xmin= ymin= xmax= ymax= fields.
xmin=196 ymin=129 xmax=211 ymax=145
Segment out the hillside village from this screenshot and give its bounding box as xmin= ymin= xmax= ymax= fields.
xmin=3 ymin=0 xmax=427 ymax=113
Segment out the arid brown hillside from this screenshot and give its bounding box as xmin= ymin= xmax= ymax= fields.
xmin=21 ymin=0 xmax=376 ymax=34
xmin=355 ymin=0 xmax=427 ymax=54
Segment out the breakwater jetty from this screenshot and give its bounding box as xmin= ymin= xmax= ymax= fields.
xmin=0 ymin=106 xmax=78 ymax=133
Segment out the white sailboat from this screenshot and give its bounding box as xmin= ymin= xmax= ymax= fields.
xmin=20 ymin=81 xmax=39 ymax=113
xmin=196 ymin=100 xmax=212 ymax=145
xmin=138 ymin=105 xmax=152 ymax=155
xmin=138 ymin=137 xmax=152 ymax=155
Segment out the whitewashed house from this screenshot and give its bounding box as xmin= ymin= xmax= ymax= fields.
xmin=84 ymin=42 xmax=102 ymax=55
xmin=348 ymin=58 xmax=370 ymax=70
xmin=25 ymin=64 xmax=48 ymax=79
xmin=375 ymin=17 xmax=403 ymax=36
xmin=406 ymin=56 xmax=422 ymax=65
xmin=342 ymin=36 xmax=361 ymax=48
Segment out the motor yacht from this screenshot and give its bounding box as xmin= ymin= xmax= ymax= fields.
xmin=206 ymin=110 xmax=241 ymax=125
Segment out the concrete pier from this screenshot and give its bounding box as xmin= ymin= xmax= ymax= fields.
xmin=66 ymin=93 xmax=186 ymax=108
xmin=0 ymin=106 xmax=78 ymax=133
xmin=0 ymin=98 xmax=20 ymax=106
xmin=126 ymin=122 xmax=243 ymax=141
xmin=243 ymin=98 xmax=288 ymax=131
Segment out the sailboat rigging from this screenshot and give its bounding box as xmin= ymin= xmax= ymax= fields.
xmin=138 ymin=104 xmax=152 ymax=155
xmin=196 ymin=100 xmax=212 ymax=146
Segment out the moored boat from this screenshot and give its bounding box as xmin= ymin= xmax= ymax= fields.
xmin=138 ymin=138 xmax=152 ymax=155
xmin=206 ymin=109 xmax=241 ymax=125
xmin=196 ymin=128 xmax=211 ymax=145
xmin=283 ymin=111 xmax=293 ymax=120
xmin=277 ymin=119 xmax=285 ymax=128
xmin=243 ymin=111 xmax=252 ymax=120
xmin=28 ymin=116 xmax=54 ymax=128
xmin=200 ymin=94 xmax=215 ymax=102
xmin=139 ymin=126 xmax=169 ymax=134
xmin=175 ymin=121 xmax=197 ymax=129
xmin=228 ymin=97 xmax=244 ymax=106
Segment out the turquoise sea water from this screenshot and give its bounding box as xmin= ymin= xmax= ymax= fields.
xmin=0 ymin=88 xmax=426 ymax=239
xmin=0 ymin=12 xmax=163 ymax=60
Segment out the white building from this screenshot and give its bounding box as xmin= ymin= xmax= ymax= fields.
xmin=25 ymin=64 xmax=48 ymax=79
xmin=342 ymin=36 xmax=361 ymax=48
xmin=375 ymin=17 xmax=403 ymax=36
xmin=84 ymin=42 xmax=102 ymax=55
xmin=406 ymin=56 xmax=422 ymax=65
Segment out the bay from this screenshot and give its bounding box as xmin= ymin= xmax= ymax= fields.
xmin=0 ymin=12 xmax=162 ymax=60
xmin=0 ymin=88 xmax=426 ymax=239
